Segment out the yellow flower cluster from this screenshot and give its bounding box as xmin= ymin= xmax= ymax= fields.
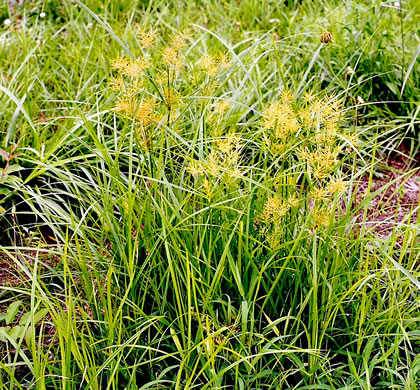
xmin=110 ymin=56 xmax=148 ymax=78
xmin=206 ymin=100 xmax=230 ymax=125
xmin=199 ymin=52 xmax=231 ymax=77
xmin=259 ymin=93 xmax=357 ymax=239
xmin=162 ymin=31 xmax=190 ymax=72
xmin=115 ymin=97 xmax=157 ymax=127
xmin=137 ymin=28 xmax=157 ymax=49
xmin=262 ymin=100 xmax=300 ymax=139
xmin=260 ymin=196 xmax=290 ymax=224
xmin=297 ymin=146 xmax=339 ymax=179
xmin=187 ymin=134 xmax=242 ymax=185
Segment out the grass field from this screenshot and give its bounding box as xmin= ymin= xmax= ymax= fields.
xmin=0 ymin=0 xmax=419 ymax=388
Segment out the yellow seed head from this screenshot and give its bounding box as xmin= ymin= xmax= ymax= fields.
xmin=311 ymin=187 xmax=328 ymax=201
xmin=122 ymin=57 xmax=148 ymax=77
xmin=261 ymin=196 xmax=290 ymax=224
xmin=187 ymin=160 xmax=205 ymax=176
xmin=327 ymin=177 xmax=348 ymax=196
xmin=313 ymin=207 xmax=330 ymax=228
xmin=110 ymin=56 xmax=130 ymax=72
xmin=162 ymin=47 xmax=184 ymax=71
xmin=109 ymin=76 xmax=124 ymax=92
xmin=199 ymin=54 xmax=218 ymax=77
xmin=138 ymin=28 xmax=157 ymax=49
xmin=170 ymin=31 xmax=191 ymax=51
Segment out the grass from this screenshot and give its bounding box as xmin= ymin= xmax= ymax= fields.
xmin=0 ymin=0 xmax=419 ymax=388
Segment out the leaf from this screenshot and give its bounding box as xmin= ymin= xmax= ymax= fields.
xmin=19 ymin=309 xmax=49 ymax=326
xmin=401 ymin=43 xmax=420 ymax=96
xmin=8 ymin=325 xmax=25 ymax=343
xmin=170 ymin=328 xmax=183 ymax=355
xmin=5 ymin=301 xmax=22 ymax=325
xmin=0 ymin=327 xmax=11 ymax=342
xmin=19 ymin=312 xmax=30 ymax=325
xmin=5 ymin=164 xmax=23 ymax=174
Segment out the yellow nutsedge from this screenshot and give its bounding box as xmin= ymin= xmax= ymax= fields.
xmin=163 ymin=87 xmax=181 ymax=107
xmin=199 ymin=54 xmax=218 ymax=77
xmin=170 ymin=30 xmax=191 ymax=51
xmin=206 ymin=151 xmax=221 ymax=177
xmin=189 ymin=72 xmax=202 ymax=86
xmin=109 ymin=76 xmax=124 ymax=92
xmin=213 ymin=100 xmax=230 ymax=115
xmin=311 ymin=187 xmax=328 ymax=201
xmin=135 ymin=98 xmax=156 ymax=127
xmin=125 ymin=79 xmax=144 ymax=97
xmin=162 ymin=47 xmax=184 ymax=71
xmin=187 ymin=160 xmax=205 ymax=176
xmin=199 ymin=52 xmax=231 ymax=77
xmin=327 ymin=177 xmax=348 ymax=196
xmin=287 ymin=196 xmax=300 ymax=208
xmin=138 ymin=28 xmax=157 ymax=49
xmin=262 ymin=100 xmax=300 ymax=140
xmin=215 ymin=52 xmax=230 ymax=69
xmin=203 ymin=178 xmax=212 ymax=199
xmin=115 ymin=97 xmax=137 ymax=115
xmin=121 ymin=57 xmax=149 ymax=78
xmin=346 ymin=134 xmax=359 ymax=148
xmin=312 ymin=207 xmax=330 ymax=228
xmin=261 ymin=195 xmax=290 ymax=224
xmin=110 ymin=56 xmax=130 ymax=72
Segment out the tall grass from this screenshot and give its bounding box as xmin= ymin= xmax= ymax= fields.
xmin=0 ymin=0 xmax=418 ymax=389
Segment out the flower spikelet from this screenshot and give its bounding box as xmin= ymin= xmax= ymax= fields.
xmin=262 ymin=100 xmax=300 ymax=140
xmin=162 ymin=47 xmax=184 ymax=71
xmin=327 ymin=177 xmax=348 ymax=196
xmin=261 ymin=196 xmax=290 ymax=224
xmin=138 ymin=28 xmax=157 ymax=49
xmin=170 ymin=31 xmax=191 ymax=51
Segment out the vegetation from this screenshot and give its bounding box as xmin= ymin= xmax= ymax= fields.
xmin=0 ymin=0 xmax=418 ymax=388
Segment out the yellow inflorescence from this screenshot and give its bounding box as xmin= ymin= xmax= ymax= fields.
xmin=199 ymin=52 xmax=231 ymax=77
xmin=138 ymin=28 xmax=157 ymax=49
xmin=187 ymin=133 xmax=242 ymax=181
xmin=261 ymin=196 xmax=290 ymax=225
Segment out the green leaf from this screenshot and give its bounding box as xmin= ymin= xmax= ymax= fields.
xmin=33 ymin=308 xmax=49 ymax=324
xmin=0 ymin=188 xmax=10 ymax=195
xmin=8 ymin=325 xmax=25 ymax=343
xmin=5 ymin=301 xmax=22 ymax=325
xmin=0 ymin=326 xmax=11 ymax=342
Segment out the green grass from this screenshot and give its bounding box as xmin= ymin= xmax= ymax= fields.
xmin=0 ymin=0 xmax=419 ymax=389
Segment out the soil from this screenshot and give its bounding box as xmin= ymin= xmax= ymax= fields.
xmin=354 ymin=146 xmax=419 ymax=243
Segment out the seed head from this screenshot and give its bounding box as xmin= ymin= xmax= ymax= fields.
xmin=320 ymin=32 xmax=333 ymax=45
xmin=138 ymin=28 xmax=157 ymax=49
xmin=170 ymin=31 xmax=191 ymax=51
xmin=162 ymin=47 xmax=184 ymax=71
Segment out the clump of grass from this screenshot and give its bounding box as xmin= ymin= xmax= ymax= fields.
xmin=0 ymin=1 xmax=418 ymax=389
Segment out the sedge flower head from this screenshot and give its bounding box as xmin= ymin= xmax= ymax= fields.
xmin=122 ymin=57 xmax=148 ymax=77
xmin=311 ymin=187 xmax=328 ymax=201
xmin=162 ymin=47 xmax=184 ymax=71
xmin=138 ymin=28 xmax=157 ymax=49
xmin=199 ymin=54 xmax=218 ymax=77
xmin=261 ymin=196 xmax=290 ymax=224
xmin=313 ymin=208 xmax=330 ymax=228
xmin=109 ymin=76 xmax=124 ymax=92
xmin=262 ymin=100 xmax=300 ymax=140
xmin=327 ymin=177 xmax=348 ymax=196
xmin=170 ymin=31 xmax=191 ymax=51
